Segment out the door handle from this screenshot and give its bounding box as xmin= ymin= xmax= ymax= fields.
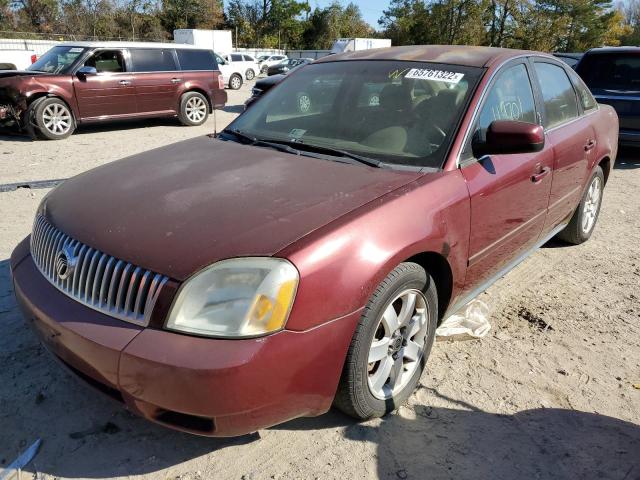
xmin=531 ymin=166 xmax=551 ymax=183
xmin=119 ymin=80 xmax=131 ymax=86
xmin=584 ymin=139 xmax=596 ymax=151
xmin=171 ymin=78 xmax=182 ymax=84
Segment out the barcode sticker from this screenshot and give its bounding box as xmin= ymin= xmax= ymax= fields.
xmin=405 ymin=68 xmax=464 ymax=84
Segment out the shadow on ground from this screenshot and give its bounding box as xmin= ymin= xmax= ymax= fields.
xmin=3 ymin=252 xmax=639 ymax=479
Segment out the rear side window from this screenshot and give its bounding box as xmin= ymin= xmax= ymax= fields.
xmin=130 ymin=49 xmax=177 ymax=72
xmin=568 ymin=68 xmax=597 ymax=112
xmin=177 ymin=49 xmax=217 ymax=71
xmin=577 ymin=53 xmax=640 ymax=92
xmin=534 ymin=62 xmax=579 ymax=128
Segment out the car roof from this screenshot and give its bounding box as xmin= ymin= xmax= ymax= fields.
xmin=316 ymin=45 xmax=553 ymax=68
xmin=56 ymin=41 xmax=206 ymax=50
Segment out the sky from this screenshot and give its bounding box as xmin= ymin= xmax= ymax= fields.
xmin=310 ymin=0 xmax=389 ymax=29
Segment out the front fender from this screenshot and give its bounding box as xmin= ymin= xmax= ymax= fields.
xmin=279 ymin=169 xmax=471 ymax=332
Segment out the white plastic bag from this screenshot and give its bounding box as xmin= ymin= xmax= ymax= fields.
xmin=436 ymin=300 xmax=491 ymax=340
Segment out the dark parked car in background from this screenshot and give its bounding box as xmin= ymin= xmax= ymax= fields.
xmin=244 ymin=73 xmax=284 ymax=109
xmin=12 ymin=45 xmax=617 ymax=437
xmin=576 ymin=47 xmax=640 ymax=145
xmin=267 ymin=57 xmax=313 ymax=76
xmin=553 ymin=52 xmax=583 ymax=69
xmin=0 ymin=42 xmax=227 ymax=140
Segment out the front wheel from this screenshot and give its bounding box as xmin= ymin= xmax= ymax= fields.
xmin=178 ymin=92 xmax=209 ymax=126
xmin=334 ymin=262 xmax=437 ymax=419
xmin=34 ymin=97 xmax=75 ymax=140
xmin=557 ymin=166 xmax=604 ymax=244
xmin=229 ymin=74 xmax=243 ymax=90
xmin=245 ymin=69 xmax=255 ymax=80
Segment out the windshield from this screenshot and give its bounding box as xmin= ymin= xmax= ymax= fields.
xmin=577 ymin=52 xmax=640 ymax=93
xmin=228 ymin=60 xmax=482 ymax=168
xmin=27 ymin=46 xmax=86 ymax=74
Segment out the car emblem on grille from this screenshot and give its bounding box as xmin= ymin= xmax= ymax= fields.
xmin=55 ymin=243 xmax=78 ymax=281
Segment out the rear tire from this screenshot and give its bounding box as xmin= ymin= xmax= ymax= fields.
xmin=334 ymin=262 xmax=437 ymax=420
xmin=557 ymin=166 xmax=604 ymax=245
xmin=34 ymin=97 xmax=75 ymax=140
xmin=229 ymin=74 xmax=243 ymax=90
xmin=178 ymin=92 xmax=209 ymax=126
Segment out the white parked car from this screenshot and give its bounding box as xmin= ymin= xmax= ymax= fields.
xmin=214 ymin=53 xmax=246 ymax=90
xmin=258 ymin=54 xmax=287 ymax=74
xmin=0 ymin=49 xmax=37 ymax=70
xmin=224 ymin=53 xmax=260 ymax=81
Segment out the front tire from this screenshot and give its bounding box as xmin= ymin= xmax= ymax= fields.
xmin=34 ymin=97 xmax=75 ymax=140
xmin=245 ymin=69 xmax=255 ymax=80
xmin=229 ymin=74 xmax=243 ymax=90
xmin=334 ymin=262 xmax=437 ymax=419
xmin=178 ymin=92 xmax=209 ymax=126
xmin=557 ymin=166 xmax=604 ymax=244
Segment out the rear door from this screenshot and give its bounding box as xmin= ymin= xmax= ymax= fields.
xmin=576 ymin=51 xmax=640 ymax=140
xmin=531 ymin=59 xmax=594 ymax=231
xmin=129 ymin=48 xmax=181 ymax=114
xmin=73 ymin=48 xmax=137 ymax=119
xmin=460 ymin=59 xmax=553 ymax=291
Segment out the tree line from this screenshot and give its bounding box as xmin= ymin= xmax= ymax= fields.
xmin=0 ymin=0 xmax=638 ymax=52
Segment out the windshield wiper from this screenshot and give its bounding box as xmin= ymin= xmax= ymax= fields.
xmin=221 ymin=128 xmax=305 ymax=156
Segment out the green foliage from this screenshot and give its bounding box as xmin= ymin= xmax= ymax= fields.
xmin=303 ymin=2 xmax=373 ymax=49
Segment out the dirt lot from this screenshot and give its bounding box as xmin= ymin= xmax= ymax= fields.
xmin=0 ymin=81 xmax=639 ymax=480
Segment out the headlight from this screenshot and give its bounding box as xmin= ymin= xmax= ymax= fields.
xmin=166 ymin=258 xmax=298 ymax=338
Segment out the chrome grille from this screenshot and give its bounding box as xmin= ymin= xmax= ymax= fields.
xmin=30 ymin=214 xmax=169 ymax=326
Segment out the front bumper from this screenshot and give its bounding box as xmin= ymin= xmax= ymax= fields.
xmin=11 ymin=241 xmax=361 ymax=437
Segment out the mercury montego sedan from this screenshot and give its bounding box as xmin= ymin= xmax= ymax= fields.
xmin=11 ymin=46 xmax=618 ymax=436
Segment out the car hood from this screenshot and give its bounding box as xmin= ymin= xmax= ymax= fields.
xmin=0 ymin=70 xmax=47 ymax=78
xmin=43 ymin=136 xmax=421 ymax=281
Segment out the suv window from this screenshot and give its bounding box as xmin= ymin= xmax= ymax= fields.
xmin=477 ymin=63 xmax=536 ymax=131
xmin=567 ymin=68 xmax=597 ymax=112
xmin=577 ymin=52 xmax=640 ymax=92
xmin=130 ymin=48 xmax=177 ymax=72
xmin=177 ymin=49 xmax=217 ymax=71
xmin=534 ymin=62 xmax=579 ymax=128
xmin=231 ymin=54 xmax=243 ymax=62
xmin=243 ymin=55 xmax=254 ymax=62
xmin=84 ymin=50 xmax=125 ymax=73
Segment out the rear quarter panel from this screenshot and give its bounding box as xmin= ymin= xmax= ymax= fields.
xmin=591 ymin=104 xmax=619 ymax=175
xmin=279 ymin=170 xmax=471 ymax=332
xmin=178 ymin=70 xmax=226 ymax=109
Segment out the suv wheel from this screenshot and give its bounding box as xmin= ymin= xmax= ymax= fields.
xmin=229 ymin=74 xmax=243 ymax=90
xmin=245 ymin=69 xmax=255 ymax=80
xmin=334 ymin=262 xmax=437 ymax=419
xmin=34 ymin=97 xmax=75 ymax=140
xmin=557 ymin=165 xmax=604 ymax=244
xmin=261 ymin=65 xmax=268 ymax=75
xmin=178 ymin=92 xmax=209 ymax=126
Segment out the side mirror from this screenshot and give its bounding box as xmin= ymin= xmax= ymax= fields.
xmin=472 ymin=120 xmax=544 ymax=157
xmin=77 ymin=66 xmax=97 ymax=78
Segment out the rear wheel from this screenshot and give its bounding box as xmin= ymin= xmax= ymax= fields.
xmin=34 ymin=97 xmax=75 ymax=140
xmin=334 ymin=262 xmax=437 ymax=419
xmin=178 ymin=92 xmax=209 ymax=126
xmin=229 ymin=74 xmax=243 ymax=90
xmin=557 ymin=166 xmax=604 ymax=244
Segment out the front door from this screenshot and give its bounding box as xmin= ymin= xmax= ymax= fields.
xmin=129 ymin=48 xmax=181 ymax=114
xmin=73 ymin=49 xmax=136 ymax=119
xmin=460 ymin=60 xmax=553 ymax=292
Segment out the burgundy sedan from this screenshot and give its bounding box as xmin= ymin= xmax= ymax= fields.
xmin=11 ymin=46 xmax=618 ymax=436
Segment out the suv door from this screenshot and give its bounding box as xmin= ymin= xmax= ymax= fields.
xmin=129 ymin=48 xmax=181 ymax=114
xmin=531 ymin=59 xmax=594 ymax=231
xmin=73 ymin=49 xmax=136 ymax=119
xmin=460 ymin=60 xmax=554 ymax=291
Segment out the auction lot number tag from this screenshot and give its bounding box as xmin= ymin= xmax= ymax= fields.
xmin=405 ymin=68 xmax=465 ymax=84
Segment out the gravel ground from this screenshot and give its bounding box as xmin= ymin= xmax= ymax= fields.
xmin=0 ymin=83 xmax=639 ymax=480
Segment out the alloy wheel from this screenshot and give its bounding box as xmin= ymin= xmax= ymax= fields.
xmin=582 ymin=175 xmax=602 ymax=234
xmin=185 ymin=96 xmax=207 ymax=123
xmin=367 ymin=288 xmax=429 ymax=400
xmin=42 ymin=103 xmax=72 ymax=135
xmin=298 ymin=94 xmax=311 ymax=113
xmin=231 ymin=76 xmax=241 ymax=89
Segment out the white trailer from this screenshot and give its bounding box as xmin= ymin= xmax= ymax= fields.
xmin=173 ymin=29 xmax=233 ymax=56
xmin=330 ymin=38 xmax=392 ymax=54
xmin=0 ymin=49 xmax=37 ymax=70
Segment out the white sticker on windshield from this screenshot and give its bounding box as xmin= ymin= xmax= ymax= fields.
xmin=405 ymin=68 xmax=464 ymax=84
xmin=69 ymin=47 xmax=84 ymax=53
xmin=289 ymin=128 xmax=306 ymax=139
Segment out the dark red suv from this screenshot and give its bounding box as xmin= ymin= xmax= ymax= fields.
xmin=0 ymin=42 xmax=227 ymax=139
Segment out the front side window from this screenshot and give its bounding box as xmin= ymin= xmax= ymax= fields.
xmin=227 ymin=60 xmax=482 ymax=168
xmin=477 ymin=63 xmax=536 ymax=131
xmin=534 ymin=62 xmax=579 ymax=128
xmin=243 ymin=55 xmax=254 ymax=62
xmin=130 ymin=48 xmax=177 ymax=72
xmin=177 ymin=49 xmax=216 ymax=71
xmin=27 ymin=45 xmax=86 ymax=74
xmin=84 ymin=50 xmax=125 ymax=73
xmin=231 ymin=54 xmax=243 ymax=62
